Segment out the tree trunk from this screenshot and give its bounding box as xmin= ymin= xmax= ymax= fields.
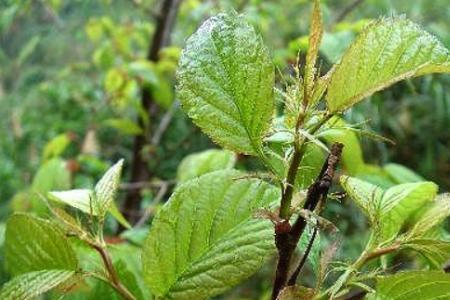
xmin=121 ymin=0 xmax=183 ymax=226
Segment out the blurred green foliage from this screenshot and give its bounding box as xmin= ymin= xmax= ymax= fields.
xmin=0 ymin=0 xmax=448 ymax=297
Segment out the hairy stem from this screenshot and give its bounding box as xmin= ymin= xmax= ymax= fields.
xmin=279 ymin=113 xmax=334 ymax=219
xmin=319 ymin=243 xmax=400 ymax=299
xmin=92 ymin=243 xmax=137 ymax=300
xmin=272 ymin=137 xmax=343 ymax=299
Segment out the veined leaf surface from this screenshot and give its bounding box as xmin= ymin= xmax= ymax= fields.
xmin=177 ymin=13 xmax=274 ymax=155
xmin=0 ymin=270 xmax=75 ymax=300
xmin=142 ymin=170 xmax=279 ymax=299
xmin=370 ymin=271 xmax=450 ymax=300
xmin=5 ymin=213 xmax=78 ymax=275
xmin=177 ymin=149 xmax=236 ymax=183
xmin=341 ymin=177 xmax=437 ymax=242
xmin=327 ymin=17 xmax=450 ymax=112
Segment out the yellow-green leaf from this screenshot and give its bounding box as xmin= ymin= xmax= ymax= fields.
xmin=0 ymin=270 xmax=75 ymax=300
xmin=327 ymin=17 xmax=450 ymax=112
xmin=5 ymin=214 xmax=78 ymax=275
xmin=370 ymin=271 xmax=450 ymax=300
xmin=177 ymin=149 xmax=236 ymax=183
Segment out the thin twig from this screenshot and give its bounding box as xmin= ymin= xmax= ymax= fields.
xmin=288 ymin=225 xmax=318 ymax=285
xmin=134 ymin=181 xmax=169 ymax=227
xmin=91 ymin=243 xmax=136 ymax=300
xmin=150 ymin=101 xmax=178 ymax=146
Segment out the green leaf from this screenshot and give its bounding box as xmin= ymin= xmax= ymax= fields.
xmin=94 ymin=159 xmax=124 ymax=218
xmin=43 ymin=133 xmax=71 ymax=160
xmin=115 ymin=260 xmax=146 ymax=300
xmin=341 ymin=177 xmax=437 ymax=241
xmin=105 ymin=118 xmax=143 ymax=136
xmin=295 ymin=143 xmax=325 ymax=189
xmin=303 ymin=0 xmax=323 ymax=105
xmin=109 ymin=201 xmax=132 ymax=229
xmin=0 ymin=270 xmax=75 ymax=300
xmin=340 ymin=176 xmax=383 ymax=225
xmin=142 ymin=170 xmax=279 ymax=299
xmin=408 ymin=193 xmax=450 ymax=238
xmin=31 ymin=159 xmax=71 ymax=214
xmin=383 ymin=163 xmax=425 ymax=184
xmin=319 ymin=117 xmax=365 ymax=175
xmin=327 ymin=17 xmax=450 ymax=112
xmin=32 ymin=158 xmax=71 ymax=195
xmin=297 ymin=224 xmax=321 ymax=273
xmin=379 ymin=182 xmax=438 ymax=241
xmin=49 ymin=189 xmax=95 ymax=215
xmin=49 ymin=167 xmax=130 ymax=229
xmin=177 ymin=149 xmax=237 ymax=183
xmin=127 ymin=60 xmax=159 ymax=85
xmin=177 ymin=13 xmax=274 ymax=155
xmin=17 ymin=36 xmax=40 ymax=66
xmin=401 ymin=239 xmax=450 ymax=269
xmin=5 ymin=213 xmax=78 ymax=275
xmin=104 ymin=68 xmax=125 ymax=93
xmin=371 ymin=271 xmax=450 ymax=300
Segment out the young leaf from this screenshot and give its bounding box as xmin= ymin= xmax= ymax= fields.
xmin=49 ymin=188 xmax=131 ymax=229
xmin=401 ymin=239 xmax=450 ymax=269
xmin=177 ymin=13 xmax=274 ymax=155
xmin=341 ymin=177 xmax=437 ymax=241
xmin=370 ymin=271 xmax=450 ymax=300
xmin=177 ymin=149 xmax=237 ymax=183
xmin=327 ymin=17 xmax=450 ymax=112
xmin=408 ymin=193 xmax=450 ymax=238
xmin=43 ymin=133 xmax=71 ymax=160
xmin=318 ymin=117 xmax=365 ymax=175
xmin=295 ymin=143 xmax=325 ymax=189
xmin=31 ymin=158 xmax=71 ymax=213
xmin=379 ymin=182 xmax=437 ymax=241
xmin=303 ymin=0 xmax=323 ymax=106
xmin=94 ymin=159 xmax=124 ymax=217
xmin=5 ymin=214 xmax=78 ymax=275
xmin=49 ymin=189 xmax=95 ymax=215
xmin=383 ymin=163 xmax=425 ymax=184
xmin=109 ymin=201 xmax=132 ymax=229
xmin=0 ymin=270 xmax=75 ymax=300
xmin=340 ymin=176 xmax=383 ymax=225
xmin=142 ymin=170 xmax=279 ymax=299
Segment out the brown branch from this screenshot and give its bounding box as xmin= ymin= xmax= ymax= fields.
xmin=92 ymin=244 xmax=136 ymax=300
xmin=271 ymin=142 xmax=343 ymax=299
xmin=122 ymin=0 xmax=182 ymax=226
